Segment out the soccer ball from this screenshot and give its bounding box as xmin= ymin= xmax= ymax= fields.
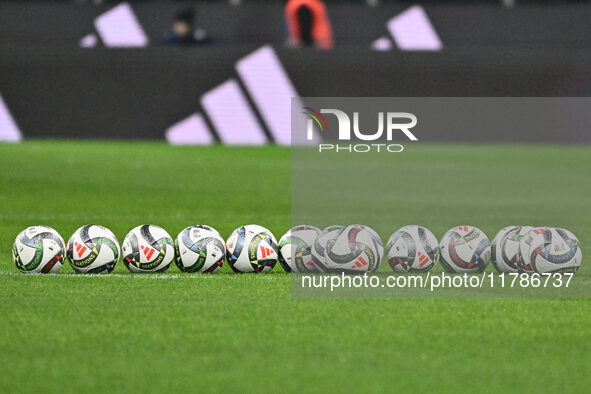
xmin=226 ymin=224 xmax=278 ymax=273
xmin=517 ymin=227 xmax=549 ymax=273
xmin=439 ymin=225 xmax=491 ymax=273
xmin=323 ymin=224 xmax=383 ymax=273
xmin=175 ymin=225 xmax=225 ymax=273
xmin=311 ymin=225 xmax=345 ymax=272
xmin=490 ymin=226 xmax=532 ymax=273
xmin=12 ymin=225 xmax=66 ymax=274
xmin=524 ymin=227 xmax=582 ymax=273
xmin=386 ymin=225 xmax=439 ymax=273
xmin=278 ymin=225 xmax=321 ymax=273
xmin=122 ymin=225 xmax=174 ymax=273
xmin=66 ymin=225 xmax=120 ymax=274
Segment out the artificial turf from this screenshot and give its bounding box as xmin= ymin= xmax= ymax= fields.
xmin=0 ymin=141 xmax=589 ymax=393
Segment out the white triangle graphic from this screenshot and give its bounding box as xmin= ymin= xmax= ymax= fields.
xmin=387 ymin=6 xmax=442 ymax=51
xmin=371 ymin=36 xmax=393 ymax=51
xmin=165 ymin=113 xmax=213 ymax=145
xmin=89 ymin=2 xmax=148 ymax=48
xmin=201 ymin=79 xmax=267 ymax=146
xmin=0 ymin=93 xmax=23 ymax=143
xmin=80 ymin=34 xmax=98 ymax=48
xmin=236 ymin=45 xmax=311 ymax=146
xmin=165 ymin=45 xmax=311 ymax=146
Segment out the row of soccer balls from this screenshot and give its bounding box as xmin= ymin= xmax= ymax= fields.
xmin=11 ymin=223 xmax=582 ymax=275
xmin=286 ymin=224 xmax=582 ymax=274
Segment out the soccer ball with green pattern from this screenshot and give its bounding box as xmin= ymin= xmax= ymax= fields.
xmin=523 ymin=227 xmax=582 ymax=274
xmin=226 ymin=224 xmax=278 ymax=273
xmin=490 ymin=226 xmax=532 ymax=273
xmin=386 ymin=225 xmax=439 ymax=273
xmin=175 ymin=225 xmax=225 ymax=273
xmin=323 ymin=224 xmax=383 ymax=273
xmin=122 ymin=225 xmax=174 ymax=273
xmin=311 ymin=225 xmax=345 ymax=272
xmin=278 ymin=225 xmax=321 ymax=273
xmin=12 ymin=225 xmax=66 ymax=274
xmin=67 ymin=224 xmax=120 ymax=274
xmin=439 ymin=225 xmax=490 ymax=274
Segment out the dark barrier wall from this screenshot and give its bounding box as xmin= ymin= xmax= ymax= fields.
xmin=1 ymin=46 xmax=591 ymax=142
xmin=2 ymin=3 xmax=591 ymax=49
xmin=1 ymin=3 xmax=591 ymax=142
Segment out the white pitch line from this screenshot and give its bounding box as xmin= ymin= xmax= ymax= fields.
xmin=0 ymin=271 xmax=588 ymax=284
xmin=0 ymin=271 xmax=278 ymax=280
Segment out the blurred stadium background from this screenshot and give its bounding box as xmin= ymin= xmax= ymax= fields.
xmin=1 ymin=0 xmax=591 ymax=143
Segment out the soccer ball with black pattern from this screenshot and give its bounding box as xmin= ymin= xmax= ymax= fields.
xmin=516 ymin=226 xmax=549 ymax=273
xmin=523 ymin=227 xmax=582 ymax=274
xmin=12 ymin=225 xmax=66 ymax=274
xmin=491 ymin=226 xmax=532 ymax=273
xmin=175 ymin=225 xmax=225 ymax=273
xmin=439 ymin=225 xmax=490 ymax=274
xmin=225 ymin=224 xmax=278 ymax=273
xmin=278 ymin=225 xmax=321 ymax=273
xmin=311 ymin=225 xmax=345 ymax=272
xmin=386 ymin=225 xmax=439 ymax=273
xmin=122 ymin=225 xmax=174 ymax=273
xmin=66 ymin=225 xmax=120 ymax=274
xmin=323 ymin=224 xmax=383 ymax=274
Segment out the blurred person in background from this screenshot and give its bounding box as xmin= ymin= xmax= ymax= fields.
xmin=285 ymin=0 xmax=333 ymax=50
xmin=161 ymin=7 xmax=216 ymax=46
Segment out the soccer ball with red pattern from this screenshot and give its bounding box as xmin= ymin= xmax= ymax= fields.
xmin=386 ymin=225 xmax=439 ymax=273
xmin=122 ymin=225 xmax=174 ymax=273
xmin=67 ymin=224 xmax=120 ymax=274
xmin=439 ymin=225 xmax=490 ymax=274
xmin=322 ymin=224 xmax=383 ymax=274
xmin=12 ymin=225 xmax=66 ymax=274
xmin=522 ymin=227 xmax=582 ymax=274
xmin=225 ymin=224 xmax=278 ymax=273
xmin=175 ymin=225 xmax=225 ymax=273
xmin=278 ymin=225 xmax=321 ymax=273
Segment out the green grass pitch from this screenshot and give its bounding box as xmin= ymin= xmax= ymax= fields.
xmin=0 ymin=141 xmax=589 ymax=393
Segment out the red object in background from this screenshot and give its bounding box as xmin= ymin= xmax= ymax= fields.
xmin=285 ymin=0 xmax=334 ymax=50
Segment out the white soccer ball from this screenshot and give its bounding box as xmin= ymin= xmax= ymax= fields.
xmin=226 ymin=224 xmax=278 ymax=273
xmin=12 ymin=225 xmax=66 ymax=274
xmin=517 ymin=226 xmax=549 ymax=273
xmin=490 ymin=226 xmax=532 ymax=273
xmin=523 ymin=227 xmax=582 ymax=274
xmin=439 ymin=225 xmax=491 ymax=273
xmin=278 ymin=225 xmax=321 ymax=273
xmin=122 ymin=225 xmax=174 ymax=273
xmin=323 ymin=224 xmax=383 ymax=273
xmin=66 ymin=225 xmax=120 ymax=274
xmin=386 ymin=225 xmax=439 ymax=273
xmin=175 ymin=225 xmax=225 ymax=273
xmin=311 ymin=225 xmax=345 ymax=272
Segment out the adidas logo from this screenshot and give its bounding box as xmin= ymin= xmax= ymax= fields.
xmin=82 ymin=3 xmax=442 ymax=53
xmin=140 ymin=245 xmax=156 ymax=260
xmin=260 ymin=246 xmax=275 ymax=259
xmin=165 ymin=45 xmax=311 ymax=147
xmin=371 ymin=6 xmax=442 ymax=52
xmin=417 ymin=251 xmax=430 ymax=267
xmin=4 ymin=3 xmax=442 ymax=146
xmin=74 ymin=242 xmax=88 ymax=258
xmin=352 ymin=256 xmax=369 ymax=269
xmin=77 ymin=4 xmax=307 ymax=147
